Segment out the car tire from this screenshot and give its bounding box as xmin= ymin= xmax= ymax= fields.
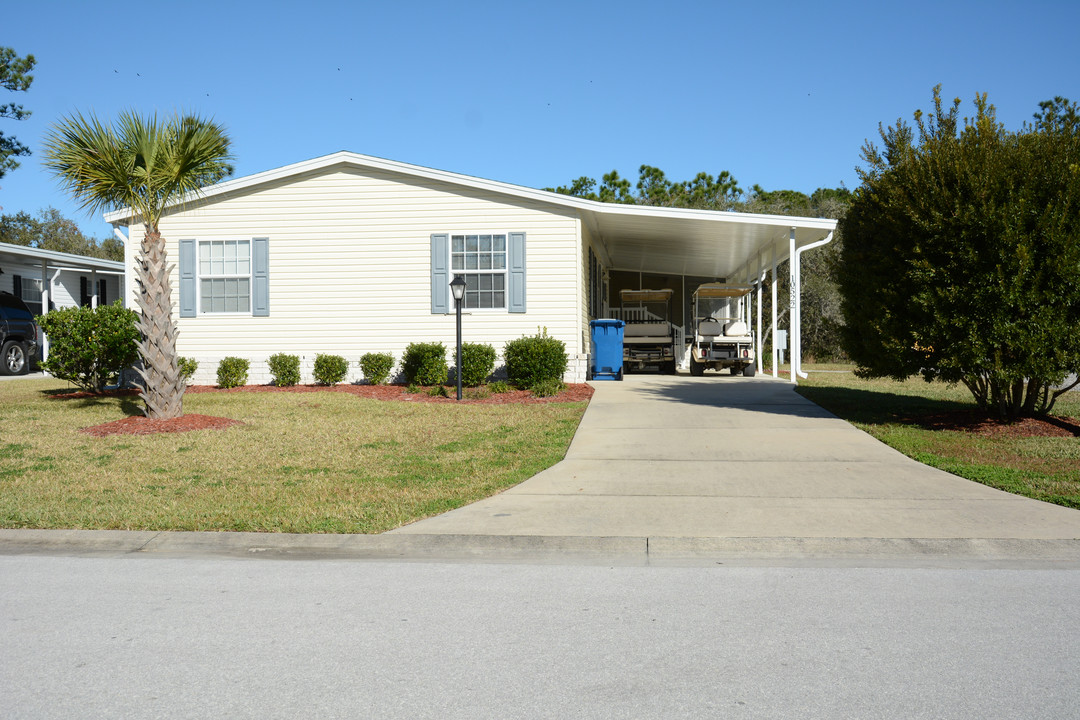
xmin=616 ymin=368 xmax=624 ymax=381
xmin=1 ymin=340 xmax=28 ymax=376
xmin=742 ymin=364 xmax=756 ymax=377
xmin=690 ymin=358 xmax=705 ymax=376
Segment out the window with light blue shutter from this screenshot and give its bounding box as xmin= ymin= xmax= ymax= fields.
xmin=508 ymin=231 xmax=526 ymax=313
xmin=252 ymin=237 xmax=269 ymax=317
xmin=179 ymin=239 xmax=196 ymax=317
xmin=431 ymin=233 xmax=449 ymax=313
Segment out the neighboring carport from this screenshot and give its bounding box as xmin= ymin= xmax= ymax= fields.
xmin=0 ymin=241 xmax=126 ymax=360
xmin=575 ymin=202 xmax=837 ymax=382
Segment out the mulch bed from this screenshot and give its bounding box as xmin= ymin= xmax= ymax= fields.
xmin=81 ymin=414 xmax=242 ymax=437
xmin=55 ymin=383 xmax=594 ymax=437
xmin=916 ymin=410 xmax=1080 ymax=438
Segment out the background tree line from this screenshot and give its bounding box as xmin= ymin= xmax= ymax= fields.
xmin=0 ymin=207 xmax=124 ymax=261
xmin=546 ymin=167 xmax=851 ymax=362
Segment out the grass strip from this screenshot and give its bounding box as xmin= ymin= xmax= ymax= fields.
xmin=795 ymin=367 xmax=1080 ymax=510
xmin=0 ymin=379 xmax=587 ymax=533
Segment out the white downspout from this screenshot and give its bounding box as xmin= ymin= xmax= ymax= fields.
xmin=792 ymin=231 xmax=835 ymax=381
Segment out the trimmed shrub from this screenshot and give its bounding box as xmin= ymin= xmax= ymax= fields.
xmin=402 ymin=342 xmax=448 ymax=386
xmin=359 ymin=352 xmax=395 ymax=385
xmin=267 ymin=353 xmax=300 ymax=387
xmin=488 ymin=380 xmax=512 ymax=394
xmin=178 ymin=357 xmax=199 ymax=383
xmin=530 ymin=377 xmax=566 ymax=398
xmin=37 ymin=302 xmax=140 ymax=393
xmin=313 ymin=354 xmax=349 ymax=385
xmin=426 ymin=384 xmax=452 ymax=398
xmin=217 ymin=356 xmax=249 ymax=388
xmin=457 ymin=342 xmax=496 ymax=387
xmin=504 ymin=328 xmax=568 ymax=389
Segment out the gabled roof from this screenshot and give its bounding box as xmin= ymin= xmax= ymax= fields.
xmin=104 ymin=151 xmax=836 ymax=278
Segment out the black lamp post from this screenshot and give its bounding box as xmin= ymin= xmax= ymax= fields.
xmin=449 ymin=275 xmax=466 ymax=401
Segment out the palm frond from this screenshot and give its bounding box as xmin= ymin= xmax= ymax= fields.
xmin=43 ymin=109 xmax=234 ymax=230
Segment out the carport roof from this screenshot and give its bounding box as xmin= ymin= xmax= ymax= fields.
xmin=0 ymin=241 xmax=124 ymax=273
xmin=104 ymin=151 xmax=837 ymax=279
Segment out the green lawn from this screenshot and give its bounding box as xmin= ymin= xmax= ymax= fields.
xmin=0 ymin=378 xmax=587 ymax=533
xmin=795 ymin=366 xmax=1080 ymax=509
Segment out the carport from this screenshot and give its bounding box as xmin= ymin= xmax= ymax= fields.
xmin=574 ymin=203 xmax=837 ymax=381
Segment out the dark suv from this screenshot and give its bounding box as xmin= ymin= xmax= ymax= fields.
xmin=0 ymin=292 xmax=39 ymax=375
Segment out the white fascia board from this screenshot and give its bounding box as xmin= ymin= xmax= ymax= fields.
xmin=102 ymin=151 xmax=839 ymax=234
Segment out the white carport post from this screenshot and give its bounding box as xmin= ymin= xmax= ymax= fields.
xmin=770 ymin=244 xmax=778 ymax=379
xmin=756 ymin=253 xmax=764 ymax=375
xmin=788 ymin=228 xmax=797 ymax=384
xmin=39 ymin=261 xmax=50 ymax=361
xmin=91 ymin=269 xmax=99 ymax=308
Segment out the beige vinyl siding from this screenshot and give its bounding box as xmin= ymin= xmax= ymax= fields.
xmin=126 ymin=167 xmax=583 ymax=383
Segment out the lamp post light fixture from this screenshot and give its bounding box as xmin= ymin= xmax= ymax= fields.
xmin=449 ymin=275 xmax=467 ymax=401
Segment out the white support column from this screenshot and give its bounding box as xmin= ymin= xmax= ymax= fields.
xmin=770 ymin=245 xmax=778 ymax=379
xmin=789 ymin=228 xmax=798 ymax=384
xmin=756 ymin=253 xmax=764 ymax=374
xmin=40 ymin=261 xmax=50 ymax=361
xmin=91 ymin=269 xmax=99 ymax=309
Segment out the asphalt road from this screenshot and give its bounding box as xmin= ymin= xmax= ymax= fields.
xmin=3 ymin=555 xmax=1078 ymax=719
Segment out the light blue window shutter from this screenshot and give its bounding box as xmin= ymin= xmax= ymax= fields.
xmin=179 ymin=239 xmax=196 ymax=317
xmin=431 ymin=233 xmax=449 ymax=314
xmin=508 ymin=231 xmax=526 ymax=313
xmin=252 ymin=237 xmax=270 ymax=317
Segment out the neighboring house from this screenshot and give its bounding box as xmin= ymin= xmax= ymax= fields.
xmin=105 ymin=152 xmax=836 ymax=384
xmin=0 ymin=242 xmax=126 ymax=360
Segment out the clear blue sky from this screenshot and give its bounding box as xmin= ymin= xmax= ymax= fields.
xmin=3 ymin=0 xmax=1078 ymax=240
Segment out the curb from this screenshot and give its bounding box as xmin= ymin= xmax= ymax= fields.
xmin=2 ymin=529 xmax=1080 ymax=567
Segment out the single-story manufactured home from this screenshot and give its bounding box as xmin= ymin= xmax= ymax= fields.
xmin=104 ymin=152 xmax=836 ymax=384
xmin=0 ymin=242 xmax=126 ymax=359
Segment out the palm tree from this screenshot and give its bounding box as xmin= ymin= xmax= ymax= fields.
xmin=43 ymin=111 xmax=233 ymax=419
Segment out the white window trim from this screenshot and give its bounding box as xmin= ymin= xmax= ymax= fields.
xmin=197 ymin=238 xmax=254 ymax=316
xmin=448 ymin=231 xmax=511 ymax=313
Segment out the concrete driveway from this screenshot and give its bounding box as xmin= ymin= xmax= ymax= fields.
xmin=392 ymin=373 xmax=1080 ymax=559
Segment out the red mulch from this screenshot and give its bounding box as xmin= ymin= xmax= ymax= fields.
xmin=81 ymin=414 xmax=242 ymax=437
xmin=916 ymin=410 xmax=1080 ymax=438
xmin=57 ymin=383 xmax=594 ymax=436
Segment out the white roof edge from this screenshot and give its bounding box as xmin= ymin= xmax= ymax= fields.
xmin=103 ymin=150 xmax=839 ymax=231
xmin=0 ymin=240 xmax=124 ymax=270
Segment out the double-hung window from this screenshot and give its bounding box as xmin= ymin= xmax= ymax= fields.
xmin=199 ymin=239 xmax=251 ymax=313
xmin=451 ymin=234 xmax=506 ymax=309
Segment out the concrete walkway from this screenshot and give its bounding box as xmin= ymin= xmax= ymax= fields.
xmin=389 ymin=373 xmax=1080 ymax=560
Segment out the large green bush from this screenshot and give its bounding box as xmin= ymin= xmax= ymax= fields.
xmin=217 ymin=357 xmax=249 ymax=388
xmin=839 ymin=90 xmax=1080 ymax=419
xmin=313 ymin=354 xmax=349 ymax=385
xmin=402 ymin=342 xmax=448 ymax=385
xmin=359 ymin=352 xmax=395 ymax=385
xmin=37 ymin=301 xmax=139 ymax=392
xmin=504 ymin=329 xmax=567 ymax=389
xmin=458 ymin=342 xmax=496 ymax=387
xmin=267 ymin=353 xmax=300 ymax=387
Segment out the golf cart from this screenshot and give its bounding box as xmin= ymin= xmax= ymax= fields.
xmin=689 ymin=283 xmax=756 ymax=376
xmin=620 ymin=288 xmax=677 ymax=374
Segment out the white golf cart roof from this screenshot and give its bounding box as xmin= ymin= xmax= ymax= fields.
xmin=620 ymin=288 xmax=674 ymax=303
xmin=692 ymin=283 xmax=754 ymax=299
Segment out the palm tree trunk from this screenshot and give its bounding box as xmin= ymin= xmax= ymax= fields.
xmin=133 ymin=229 xmax=185 ymax=419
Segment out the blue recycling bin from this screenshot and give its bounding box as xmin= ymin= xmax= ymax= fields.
xmin=589 ymin=319 xmax=625 ymax=381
